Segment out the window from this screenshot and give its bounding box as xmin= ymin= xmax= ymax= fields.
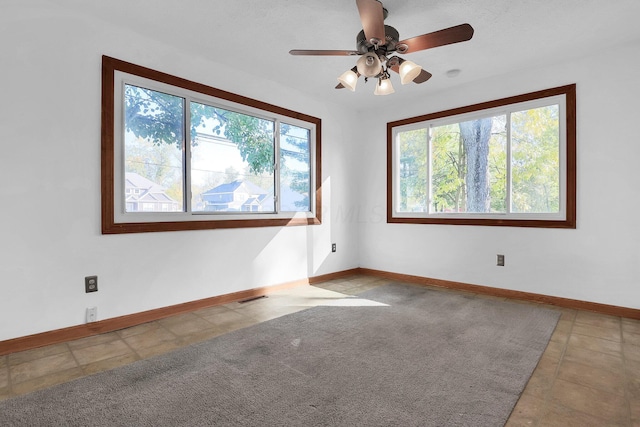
xmin=101 ymin=56 xmax=321 ymax=234
xmin=388 ymin=85 xmax=576 ymax=228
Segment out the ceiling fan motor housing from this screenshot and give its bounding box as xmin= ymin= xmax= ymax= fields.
xmin=356 ymin=25 xmax=400 ymax=54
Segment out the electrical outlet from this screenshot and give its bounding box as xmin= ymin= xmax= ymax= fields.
xmin=85 ymin=276 xmax=98 ymax=293
xmin=497 ymin=254 xmax=505 ymax=266
xmin=332 ymin=243 xmax=337 ymax=253
xmin=86 ymin=307 xmax=97 ymax=323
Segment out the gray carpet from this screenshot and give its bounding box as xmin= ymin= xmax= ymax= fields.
xmin=1 ymin=283 xmax=560 ymax=426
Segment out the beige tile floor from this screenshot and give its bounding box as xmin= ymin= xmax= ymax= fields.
xmin=1 ymin=274 xmax=639 ymax=426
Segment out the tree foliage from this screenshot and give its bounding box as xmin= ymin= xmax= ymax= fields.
xmin=397 ymin=128 xmax=428 ymax=211
xmin=125 ymin=85 xmax=276 ymax=175
xmin=192 ymin=102 xmax=275 ymax=175
xmin=397 ymin=105 xmax=558 ymax=214
xmin=280 ymin=124 xmax=311 ymax=210
xmin=430 ymin=123 xmax=465 ymax=212
xmin=124 ymin=85 xmax=185 ymax=148
xmin=210 ymin=108 xmax=275 ymax=175
xmin=511 ymin=106 xmax=559 ymax=213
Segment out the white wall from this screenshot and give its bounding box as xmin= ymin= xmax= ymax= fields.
xmin=358 ymin=38 xmax=640 ymax=309
xmin=0 ymin=4 xmax=360 ymax=341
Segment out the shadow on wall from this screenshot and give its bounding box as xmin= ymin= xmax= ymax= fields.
xmin=306 ymin=176 xmax=387 ymax=277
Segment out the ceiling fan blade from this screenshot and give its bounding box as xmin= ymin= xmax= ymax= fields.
xmin=289 ymin=49 xmax=359 ymax=56
xmin=398 ymin=23 xmax=474 ymax=53
xmin=356 ymin=0 xmax=386 ymax=45
xmin=412 ymin=69 xmax=433 ymax=84
xmin=336 ymin=83 xmax=345 ymax=89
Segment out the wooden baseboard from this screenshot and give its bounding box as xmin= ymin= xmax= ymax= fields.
xmin=356 ymin=267 xmax=640 ymax=320
xmin=3 ymin=266 xmax=637 ymax=356
xmin=0 ymin=278 xmax=309 ymax=356
xmin=0 ymin=268 xmax=363 ymax=356
xmin=308 ymin=268 xmax=360 ymax=284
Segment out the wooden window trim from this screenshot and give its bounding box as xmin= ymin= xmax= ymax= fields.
xmin=101 ymin=56 xmax=322 ymax=234
xmin=386 ymin=84 xmax=576 ymax=228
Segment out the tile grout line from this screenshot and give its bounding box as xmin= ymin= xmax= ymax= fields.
xmin=545 ymin=312 xmax=632 ymax=426
xmin=65 ymin=342 xmax=85 ymax=376
xmin=115 ymin=334 xmax=144 ymax=370
xmin=114 ymin=329 xmax=141 ymax=363
xmin=533 ymin=309 xmax=576 ymax=427
xmin=117 ymin=320 xmax=181 ymax=362
xmin=142 ymin=321 xmax=181 ymax=360
xmin=620 ymin=316 xmax=633 ymax=426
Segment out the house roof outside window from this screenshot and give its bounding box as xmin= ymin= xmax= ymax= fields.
xmin=125 ymin=172 xmax=180 ymax=211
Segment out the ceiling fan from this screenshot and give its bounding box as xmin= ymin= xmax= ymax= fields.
xmin=289 ymin=0 xmax=474 ymax=95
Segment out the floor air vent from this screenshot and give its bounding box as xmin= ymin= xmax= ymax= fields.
xmin=239 ymin=295 xmax=267 ymax=304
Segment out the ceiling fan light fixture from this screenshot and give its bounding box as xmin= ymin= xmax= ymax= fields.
xmin=399 ymin=60 xmax=422 ymax=85
xmin=289 ymin=1 xmax=475 ymax=96
xmin=356 ymin=52 xmax=382 ymax=78
xmin=337 ymin=67 xmax=359 ymax=91
xmin=374 ymin=75 xmax=394 ymax=95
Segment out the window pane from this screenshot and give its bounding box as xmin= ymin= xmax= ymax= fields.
xmin=511 ymin=105 xmax=560 ymax=213
xmin=430 ymin=123 xmax=463 ymax=213
xmin=431 ymin=116 xmax=507 ymax=213
xmin=123 ymin=84 xmax=184 ymax=213
xmin=190 ymin=103 xmax=275 ymax=213
xmin=488 ymin=116 xmax=507 ymax=213
xmin=280 ymin=124 xmax=311 ymax=212
xmin=397 ymin=129 xmax=428 ymax=212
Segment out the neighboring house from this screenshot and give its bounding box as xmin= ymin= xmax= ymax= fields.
xmin=201 ymin=180 xmax=274 ymax=212
xmin=125 ymin=172 xmax=181 ymax=212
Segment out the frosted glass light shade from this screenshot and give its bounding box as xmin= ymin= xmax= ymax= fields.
xmin=356 ymin=52 xmax=382 ymax=78
xmin=374 ymin=77 xmax=395 ymax=95
xmin=399 ymin=60 xmax=422 ymax=85
xmin=337 ymin=68 xmax=358 ymax=91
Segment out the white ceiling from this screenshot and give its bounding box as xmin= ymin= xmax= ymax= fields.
xmin=56 ymin=0 xmax=640 ymax=111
